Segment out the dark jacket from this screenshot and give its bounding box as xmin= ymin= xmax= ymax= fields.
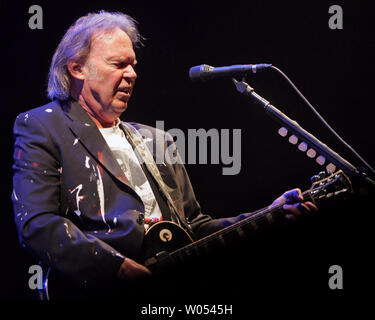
xmin=12 ymin=98 xmax=249 ymax=290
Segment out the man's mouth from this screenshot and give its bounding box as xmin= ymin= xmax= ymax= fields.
xmin=116 ymin=87 xmax=132 ymax=99
xmin=117 ymin=87 xmax=132 ymax=94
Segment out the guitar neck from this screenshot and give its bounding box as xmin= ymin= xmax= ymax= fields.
xmin=145 ymin=170 xmax=352 ymax=270
xmin=169 ymin=189 xmax=313 ymax=263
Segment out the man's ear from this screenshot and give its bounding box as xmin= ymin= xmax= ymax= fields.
xmin=67 ymin=61 xmax=85 ymax=80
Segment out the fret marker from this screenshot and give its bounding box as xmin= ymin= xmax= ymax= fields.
xmin=237 ymin=226 xmax=245 ymax=238
xmin=265 ymin=213 xmax=273 ymax=223
xmin=144 ymin=257 xmax=157 ymax=267
xmin=218 ymin=235 xmax=225 ymax=245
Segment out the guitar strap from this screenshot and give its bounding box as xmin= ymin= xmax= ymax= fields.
xmin=120 ymin=122 xmax=193 ymax=234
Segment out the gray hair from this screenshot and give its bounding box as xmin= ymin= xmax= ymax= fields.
xmin=47 ymin=11 xmax=143 ymax=100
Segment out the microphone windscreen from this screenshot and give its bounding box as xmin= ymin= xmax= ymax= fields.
xmin=189 ymin=64 xmax=213 ymax=81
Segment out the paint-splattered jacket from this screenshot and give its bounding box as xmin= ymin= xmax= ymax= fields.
xmin=12 ymin=98 xmax=249 ymax=290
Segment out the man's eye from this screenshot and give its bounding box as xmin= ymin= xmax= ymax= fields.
xmin=114 ymin=62 xmax=135 ymax=69
xmin=113 ymin=63 xmax=125 ymax=68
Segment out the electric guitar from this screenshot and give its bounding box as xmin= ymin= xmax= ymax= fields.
xmin=142 ymin=170 xmax=353 ymax=272
xmin=41 ymin=170 xmax=352 ymax=300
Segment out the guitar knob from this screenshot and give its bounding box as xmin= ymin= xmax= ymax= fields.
xmin=137 ymin=213 xmax=145 ymax=225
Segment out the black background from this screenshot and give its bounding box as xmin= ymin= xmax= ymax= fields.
xmin=0 ymin=0 xmax=373 ymax=314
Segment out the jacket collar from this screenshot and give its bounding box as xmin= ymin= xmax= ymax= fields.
xmin=61 ymin=98 xmax=136 ymax=192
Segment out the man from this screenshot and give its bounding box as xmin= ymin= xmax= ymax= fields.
xmin=12 ymin=11 xmax=316 ymax=299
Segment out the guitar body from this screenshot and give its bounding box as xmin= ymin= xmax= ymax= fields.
xmin=142 ymin=221 xmax=193 ymax=270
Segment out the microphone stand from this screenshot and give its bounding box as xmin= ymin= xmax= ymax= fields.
xmin=232 ymin=78 xmax=375 ymax=192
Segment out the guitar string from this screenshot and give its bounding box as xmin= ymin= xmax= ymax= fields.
xmin=169 ymin=190 xmax=312 ymax=261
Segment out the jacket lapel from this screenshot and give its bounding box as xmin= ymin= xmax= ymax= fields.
xmin=61 ymin=99 xmax=135 ymax=191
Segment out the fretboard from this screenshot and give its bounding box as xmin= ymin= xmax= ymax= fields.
xmin=169 ymin=190 xmax=313 ymax=262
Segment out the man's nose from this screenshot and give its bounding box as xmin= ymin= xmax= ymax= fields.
xmin=123 ymin=65 xmax=137 ymax=81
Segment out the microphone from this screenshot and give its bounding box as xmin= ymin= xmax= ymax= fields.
xmin=189 ymin=63 xmax=272 ymax=81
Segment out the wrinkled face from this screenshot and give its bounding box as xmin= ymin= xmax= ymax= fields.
xmin=79 ymin=27 xmax=137 ymax=126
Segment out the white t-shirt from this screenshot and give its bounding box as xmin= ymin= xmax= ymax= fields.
xmin=99 ymin=122 xmax=162 ymax=229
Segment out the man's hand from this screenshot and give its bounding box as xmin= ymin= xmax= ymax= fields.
xmin=269 ymin=188 xmax=318 ymax=220
xmin=117 ymin=257 xmax=152 ymax=281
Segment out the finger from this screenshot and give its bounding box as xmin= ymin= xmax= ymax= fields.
xmin=283 ymin=202 xmax=311 ymax=216
xmin=131 ymin=266 xmax=152 ymax=279
xmin=133 ymin=262 xmax=152 ymax=275
xmin=142 ymin=266 xmax=152 ymax=275
xmin=298 ymin=202 xmax=310 ymax=214
xmin=304 ymin=201 xmax=318 ymax=213
xmin=285 ymin=213 xmax=296 ymax=221
xmin=125 ymin=259 xmax=152 ymax=277
xmin=283 ymin=188 xmax=303 ymax=204
xmin=283 ymin=203 xmax=302 ymax=216
xmin=294 ymin=202 xmax=317 ymax=216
